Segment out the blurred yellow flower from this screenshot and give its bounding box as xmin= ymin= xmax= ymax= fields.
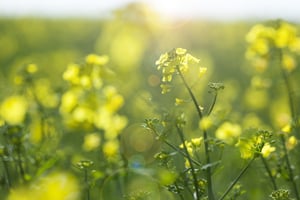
xmin=26 ymin=64 xmax=38 ymax=74
xmin=72 ymin=106 xmax=94 ymax=123
xmin=0 ymin=95 xmax=28 ymax=125
xmin=191 ymin=137 xmax=203 ymax=147
xmin=199 ymin=116 xmax=213 ymax=130
xmin=79 ymin=75 xmax=92 ymax=89
xmin=274 ymin=22 xmax=297 ymax=48
xmin=261 ymin=143 xmax=276 ymax=158
xmin=199 ymin=67 xmax=207 ymax=77
xmin=63 ymin=64 xmax=80 ymax=84
xmin=282 ymin=54 xmax=296 ymax=72
xmin=281 ymin=124 xmax=292 ymax=134
xmin=103 ymin=140 xmax=119 ymax=157
xmin=236 ymin=139 xmax=253 ymax=159
xmin=7 ymin=172 xmax=79 ymax=200
xmin=60 ymin=90 xmax=79 ymax=113
xmin=215 ymin=122 xmax=241 ymax=144
xmin=175 ymin=98 xmax=184 ymax=106
xmin=83 ymin=133 xmax=101 ymax=151
xmin=86 ymin=54 xmax=109 ymax=65
xmin=286 ymin=136 xmax=298 ymax=150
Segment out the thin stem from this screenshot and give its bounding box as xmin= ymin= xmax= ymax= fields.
xmin=84 ymin=169 xmax=90 ymax=200
xmin=164 ymin=139 xmax=202 ymax=167
xmin=177 ymin=66 xmax=214 ymax=200
xmin=174 ymin=182 xmax=185 ymax=200
xmin=176 ymin=124 xmax=200 ymax=200
xmin=260 ymin=156 xmax=278 ymax=190
xmin=278 ymin=50 xmax=296 ymax=121
xmin=218 ymin=157 xmax=255 ymax=200
xmin=16 ymin=148 xmax=25 ymax=181
xmin=207 ymin=92 xmax=218 ymax=116
xmin=147 ymin=123 xmax=202 ymax=166
xmin=1 ymin=157 xmax=11 ymax=189
xmin=280 ymin=134 xmax=300 ymax=200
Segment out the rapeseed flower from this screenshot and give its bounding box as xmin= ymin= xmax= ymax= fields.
xmin=261 ymin=143 xmax=276 ymax=158
xmin=156 ymin=48 xmax=201 ymax=94
xmin=7 ymin=172 xmax=79 ymax=200
xmin=83 ymin=133 xmax=101 ymax=151
xmin=215 ymin=122 xmax=241 ymax=144
xmin=0 ymin=95 xmax=28 ymax=125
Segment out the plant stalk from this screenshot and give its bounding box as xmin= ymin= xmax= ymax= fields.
xmin=177 ymin=66 xmax=214 ymax=200
xmin=1 ymin=157 xmax=11 ymax=188
xmin=84 ymin=169 xmax=90 ymax=200
xmin=176 ymin=124 xmax=201 ymax=200
xmin=280 ymin=134 xmax=300 ymax=200
xmin=260 ymin=156 xmax=278 ymax=190
xmin=218 ymin=157 xmax=255 ymax=200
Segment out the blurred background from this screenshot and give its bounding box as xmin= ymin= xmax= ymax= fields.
xmin=1 ymin=0 xmax=300 ymax=199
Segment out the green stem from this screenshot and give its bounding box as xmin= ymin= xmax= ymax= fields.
xmin=218 ymin=157 xmax=255 ymax=200
xmin=147 ymin=122 xmax=202 ymax=166
xmin=207 ymin=92 xmax=218 ymax=116
xmin=164 ymin=139 xmax=202 ymax=167
xmin=176 ymin=124 xmax=200 ymax=200
xmin=16 ymin=148 xmax=25 ymax=181
xmin=1 ymin=157 xmax=11 ymax=188
xmin=177 ymin=66 xmax=214 ymax=200
xmin=278 ymin=50 xmax=296 ymax=122
xmin=84 ymin=169 xmax=90 ymax=200
xmin=260 ymin=156 xmax=278 ymax=190
xmin=174 ymin=182 xmax=185 ymax=200
xmin=280 ymin=134 xmax=300 ymax=200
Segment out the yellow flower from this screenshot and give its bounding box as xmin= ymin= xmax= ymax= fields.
xmin=261 ymin=143 xmax=276 ymax=158
xmin=0 ymin=95 xmax=28 ymax=125
xmin=26 ymin=64 xmax=38 ymax=74
xmin=281 ymin=124 xmax=292 ymax=134
xmin=199 ymin=116 xmax=213 ymax=130
xmin=274 ymin=22 xmax=297 ymax=48
xmin=286 ymin=136 xmax=298 ymax=150
xmin=72 ymin=106 xmax=94 ymax=123
xmin=86 ymin=54 xmax=109 ymax=65
xmin=175 ymin=98 xmax=184 ymax=106
xmin=103 ymin=140 xmax=119 ymax=157
xmin=83 ymin=133 xmax=101 ymax=151
xmin=156 ymin=48 xmax=201 ymax=94
xmin=215 ymin=122 xmax=241 ymax=144
xmin=191 ymin=137 xmax=203 ymax=147
xmin=199 ymin=67 xmax=207 ymax=77
xmin=79 ymin=75 xmax=92 ymax=89
xmin=60 ymin=90 xmax=78 ymax=114
xmin=63 ymin=64 xmax=80 ymax=84
xmin=236 ymin=139 xmax=253 ymax=159
xmin=7 ymin=172 xmax=79 ymax=200
xmin=282 ymin=54 xmax=296 ymax=72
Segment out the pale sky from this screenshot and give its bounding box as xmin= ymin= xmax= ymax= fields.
xmin=0 ymin=0 xmax=300 ymax=21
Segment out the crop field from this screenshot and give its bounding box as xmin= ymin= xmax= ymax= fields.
xmin=0 ymin=3 xmax=300 ymax=200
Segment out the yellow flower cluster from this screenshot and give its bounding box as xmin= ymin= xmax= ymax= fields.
xmin=155 ymin=48 xmax=205 ymax=94
xmin=60 ymin=54 xmax=127 ymax=159
xmin=236 ymin=132 xmax=275 ymax=159
xmin=179 ymin=137 xmax=203 ymax=168
xmin=62 ymin=55 xmax=108 ymax=89
xmin=246 ymin=21 xmax=300 ymax=72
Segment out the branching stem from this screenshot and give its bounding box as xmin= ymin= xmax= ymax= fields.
xmin=176 ymin=66 xmax=214 ymax=200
